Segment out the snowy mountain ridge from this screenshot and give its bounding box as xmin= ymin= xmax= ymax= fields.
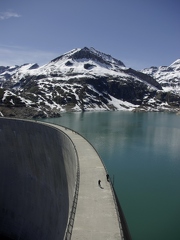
xmin=2 ymin=47 xmax=160 ymax=90
xmin=0 ymin=47 xmax=179 ymax=118
xmin=51 ymin=47 xmax=125 ymax=68
xmin=0 ymin=63 xmax=39 ymax=88
xmin=141 ymin=59 xmax=180 ymax=95
xmin=21 ymin=47 xmax=127 ymax=81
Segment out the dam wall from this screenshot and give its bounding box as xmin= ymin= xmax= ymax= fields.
xmin=0 ymin=118 xmax=78 ymax=240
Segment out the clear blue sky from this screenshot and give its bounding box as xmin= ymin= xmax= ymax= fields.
xmin=0 ymin=0 xmax=179 ymax=69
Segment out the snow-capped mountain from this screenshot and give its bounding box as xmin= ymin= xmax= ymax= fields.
xmin=1 ymin=47 xmax=159 ymax=87
xmin=141 ymin=59 xmax=180 ymax=95
xmin=0 ymin=63 xmax=39 ymax=88
xmin=0 ymin=47 xmax=179 ymax=119
xmin=1 ymin=47 xmax=126 ymax=86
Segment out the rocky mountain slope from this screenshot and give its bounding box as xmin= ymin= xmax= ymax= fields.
xmin=141 ymin=59 xmax=180 ymax=95
xmin=0 ymin=47 xmax=179 ymax=119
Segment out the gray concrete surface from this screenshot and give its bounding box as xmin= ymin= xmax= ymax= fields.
xmin=0 ymin=118 xmax=122 ymax=240
xmin=43 ymin=123 xmax=123 ymax=240
xmin=0 ymin=118 xmax=78 ymax=240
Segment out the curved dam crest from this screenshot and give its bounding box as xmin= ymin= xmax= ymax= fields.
xmin=0 ymin=118 xmax=126 ymax=240
xmin=0 ymin=118 xmax=78 ymax=240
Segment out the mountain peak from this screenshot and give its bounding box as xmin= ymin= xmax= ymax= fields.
xmin=170 ymin=59 xmax=180 ymax=70
xmin=1 ymin=48 xmax=180 ymax=117
xmin=71 ymin=47 xmax=112 ymax=66
xmin=78 ymin=47 xmax=126 ymax=68
xmin=51 ymin=47 xmax=125 ymax=69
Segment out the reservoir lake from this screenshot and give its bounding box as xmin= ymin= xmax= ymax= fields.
xmin=41 ymin=111 xmax=180 ymax=240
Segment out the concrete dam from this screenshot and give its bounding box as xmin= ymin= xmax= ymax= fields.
xmin=0 ymin=118 xmax=78 ymax=240
xmin=0 ymin=118 xmax=130 ymax=240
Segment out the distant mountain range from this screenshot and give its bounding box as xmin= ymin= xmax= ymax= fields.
xmin=0 ymin=47 xmax=179 ymax=118
xmin=141 ymin=59 xmax=180 ymax=95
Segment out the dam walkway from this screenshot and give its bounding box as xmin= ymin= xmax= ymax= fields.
xmin=43 ymin=123 xmax=123 ymax=240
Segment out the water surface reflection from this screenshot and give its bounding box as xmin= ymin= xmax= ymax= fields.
xmin=41 ymin=112 xmax=180 ymax=240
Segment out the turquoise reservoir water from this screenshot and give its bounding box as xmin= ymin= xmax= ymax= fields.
xmin=41 ymin=112 xmax=180 ymax=240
